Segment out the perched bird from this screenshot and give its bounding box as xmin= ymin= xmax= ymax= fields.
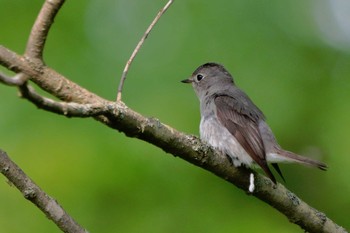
xmin=182 ymin=62 xmax=327 ymax=183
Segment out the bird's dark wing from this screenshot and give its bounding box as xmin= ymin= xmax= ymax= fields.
xmin=214 ymin=92 xmax=277 ymax=183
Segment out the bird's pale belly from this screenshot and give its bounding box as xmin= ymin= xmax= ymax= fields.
xmin=200 ymin=116 xmax=254 ymax=167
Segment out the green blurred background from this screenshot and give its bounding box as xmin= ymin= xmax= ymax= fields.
xmin=1 ymin=0 xmax=349 ymax=232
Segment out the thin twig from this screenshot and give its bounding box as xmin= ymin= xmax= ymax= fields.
xmin=0 ymin=73 xmax=27 ymax=86
xmin=0 ymin=149 xmax=89 ymax=233
xmin=19 ymin=85 xmax=110 ymax=117
xmin=116 ymin=0 xmax=174 ymax=102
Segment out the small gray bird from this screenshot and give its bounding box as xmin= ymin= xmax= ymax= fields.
xmin=182 ymin=62 xmax=327 ymax=183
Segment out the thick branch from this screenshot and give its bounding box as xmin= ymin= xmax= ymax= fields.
xmin=0 ymin=47 xmax=347 ymax=233
xmin=0 ymin=149 xmax=88 ymax=233
xmin=0 ymin=45 xmax=105 ymax=104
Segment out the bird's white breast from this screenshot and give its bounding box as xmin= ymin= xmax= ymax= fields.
xmin=200 ymin=114 xmax=254 ymax=167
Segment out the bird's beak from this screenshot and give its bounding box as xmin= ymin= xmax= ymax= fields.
xmin=181 ymin=77 xmax=193 ymax=84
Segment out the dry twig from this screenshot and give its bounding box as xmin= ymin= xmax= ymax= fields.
xmin=0 ymin=73 xmax=27 ymax=86
xmin=116 ymin=0 xmax=174 ymax=102
xmin=19 ymin=84 xmax=110 ymax=117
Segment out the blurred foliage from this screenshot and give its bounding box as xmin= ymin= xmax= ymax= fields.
xmin=1 ymin=0 xmax=350 ymax=232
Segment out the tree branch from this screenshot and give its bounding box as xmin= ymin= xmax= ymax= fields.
xmin=0 ymin=46 xmax=347 ymax=233
xmin=0 ymin=72 xmax=102 ymax=118
xmin=25 ymin=0 xmax=65 ymax=61
xmin=0 ymin=45 xmax=105 ymax=104
xmin=0 ymin=149 xmax=88 ymax=233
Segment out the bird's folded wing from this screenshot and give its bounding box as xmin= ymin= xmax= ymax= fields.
xmin=214 ymin=94 xmax=276 ymax=183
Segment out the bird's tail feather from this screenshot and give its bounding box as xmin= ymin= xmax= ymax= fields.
xmin=269 ymin=149 xmax=328 ymax=170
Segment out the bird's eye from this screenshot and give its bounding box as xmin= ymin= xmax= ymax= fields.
xmin=196 ymin=74 xmax=204 ymax=82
